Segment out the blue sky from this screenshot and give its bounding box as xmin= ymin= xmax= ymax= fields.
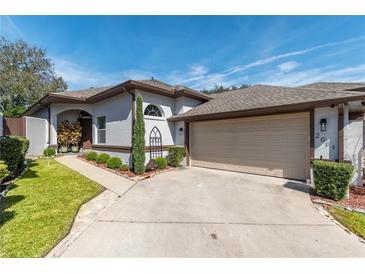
xmin=0 ymin=16 xmax=364 ymax=90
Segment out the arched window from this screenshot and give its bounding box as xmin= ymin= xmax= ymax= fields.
xmin=144 ymin=104 xmax=163 ymax=117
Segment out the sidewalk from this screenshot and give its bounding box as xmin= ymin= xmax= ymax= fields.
xmin=56 ymin=155 xmax=136 ymax=196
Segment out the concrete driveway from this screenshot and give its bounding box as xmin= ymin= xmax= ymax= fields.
xmin=57 ymin=167 xmax=365 ymax=257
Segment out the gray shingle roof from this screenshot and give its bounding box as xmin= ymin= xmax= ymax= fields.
xmin=51 ymin=86 xmax=116 ymax=99
xmin=171 ymin=84 xmax=365 ymax=120
xmin=299 ymin=82 xmax=365 ymax=92
xmin=50 ymin=79 xmax=209 ymax=100
xmin=134 ymin=79 xmax=174 ymax=91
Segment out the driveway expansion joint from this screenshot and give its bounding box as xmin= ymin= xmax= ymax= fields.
xmin=96 ymin=219 xmax=334 ymax=227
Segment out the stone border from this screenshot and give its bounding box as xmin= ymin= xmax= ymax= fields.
xmin=314 ymin=203 xmax=365 ymax=244
xmin=311 ymin=198 xmax=365 ymax=214
xmin=46 ymin=190 xmax=119 ymax=257
xmin=77 ymin=156 xmax=177 ymax=182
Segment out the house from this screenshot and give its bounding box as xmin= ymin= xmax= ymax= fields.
xmin=3 ymin=79 xmax=365 ymax=185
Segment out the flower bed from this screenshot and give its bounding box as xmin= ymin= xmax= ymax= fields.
xmin=78 ymin=155 xmax=175 ymax=181
xmin=311 ymin=185 xmax=365 ymax=211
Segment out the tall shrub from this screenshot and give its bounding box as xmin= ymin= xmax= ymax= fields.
xmin=313 ymin=160 xmax=354 ymax=200
xmin=0 ymin=136 xmax=22 ymax=171
xmin=132 ymin=96 xmax=145 ymax=174
xmin=168 ymin=146 xmax=186 ymax=167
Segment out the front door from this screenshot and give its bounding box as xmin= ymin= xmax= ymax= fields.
xmin=79 ymin=118 xmax=92 ymax=149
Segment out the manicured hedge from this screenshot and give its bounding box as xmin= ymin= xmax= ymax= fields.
xmin=96 ymin=153 xmax=110 ymax=164
xmin=155 ymin=156 xmax=167 ymax=169
xmin=107 ymin=157 xmax=122 ymax=169
xmin=168 ymin=146 xmax=186 ymax=167
xmin=43 ymin=147 xmax=56 ymax=157
xmin=16 ymin=137 xmax=30 ymax=164
xmin=0 ymin=160 xmax=9 ymax=182
xmin=0 ymin=136 xmax=23 ymax=172
xmin=313 ymin=160 xmax=354 ymax=200
xmin=86 ymin=151 xmax=97 ymax=161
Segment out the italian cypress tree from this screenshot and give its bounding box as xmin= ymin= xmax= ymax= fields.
xmin=132 ymin=96 xmax=145 ymax=174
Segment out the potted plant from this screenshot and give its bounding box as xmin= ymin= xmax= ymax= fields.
xmin=70 ymin=122 xmax=82 ymax=153
xmin=57 ymin=120 xmax=71 ymax=153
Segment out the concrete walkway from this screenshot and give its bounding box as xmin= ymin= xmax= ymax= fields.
xmin=56 ymin=155 xmax=136 ymax=196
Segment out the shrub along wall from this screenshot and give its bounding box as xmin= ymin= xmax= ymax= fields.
xmin=168 ymin=146 xmax=186 ymax=167
xmin=0 ymin=136 xmax=24 ymax=172
xmin=312 ymin=160 xmax=354 ymax=201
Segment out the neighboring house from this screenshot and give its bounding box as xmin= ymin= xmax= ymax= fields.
xmin=2 ymin=79 xmax=365 ymax=185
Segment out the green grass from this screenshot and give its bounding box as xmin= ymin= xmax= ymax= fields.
xmin=328 ymin=206 xmax=365 ymax=239
xmin=0 ymin=158 xmax=103 ymax=257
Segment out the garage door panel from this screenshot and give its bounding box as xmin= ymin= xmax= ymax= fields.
xmin=190 ymin=112 xmax=310 ymax=180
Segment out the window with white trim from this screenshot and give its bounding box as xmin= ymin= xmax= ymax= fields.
xmin=144 ymin=104 xmax=163 ymax=117
xmin=97 ymin=116 xmax=106 ymax=144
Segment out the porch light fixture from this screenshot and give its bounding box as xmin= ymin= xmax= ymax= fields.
xmin=320 ymin=118 xmax=327 ymax=131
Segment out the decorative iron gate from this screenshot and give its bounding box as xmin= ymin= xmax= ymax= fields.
xmin=149 ymin=126 xmax=162 ymax=159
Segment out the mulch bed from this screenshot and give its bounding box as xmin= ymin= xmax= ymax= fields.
xmin=77 ymin=155 xmax=175 ymax=181
xmin=310 ymin=185 xmax=365 ymax=211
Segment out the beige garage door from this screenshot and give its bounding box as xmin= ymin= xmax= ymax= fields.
xmin=190 ymin=112 xmax=310 ymax=180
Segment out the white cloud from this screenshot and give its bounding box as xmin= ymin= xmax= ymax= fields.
xmin=0 ymin=16 xmax=23 ymax=38
xmin=190 ymin=65 xmax=208 ymax=76
xmin=178 ymin=36 xmax=365 ymax=89
xmin=53 ymin=57 xmax=153 ymax=90
xmin=277 ymin=61 xmax=299 ymax=72
xmin=222 ymin=36 xmax=365 ymax=76
xmin=262 ymin=64 xmax=365 ymax=87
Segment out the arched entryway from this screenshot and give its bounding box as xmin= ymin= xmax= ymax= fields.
xmin=56 ymin=109 xmax=92 ymax=149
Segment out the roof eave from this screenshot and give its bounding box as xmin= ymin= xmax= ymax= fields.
xmin=168 ymin=94 xmax=365 ymax=122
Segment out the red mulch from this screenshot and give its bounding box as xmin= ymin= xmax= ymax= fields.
xmin=77 ymin=155 xmax=173 ymax=180
xmin=310 ymin=185 xmax=365 ymax=210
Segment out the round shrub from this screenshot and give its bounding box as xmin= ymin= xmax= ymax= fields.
xmin=120 ymin=164 xmax=129 ymax=171
xmin=86 ymin=151 xmax=97 ymax=161
xmin=107 ymin=157 xmax=122 ymax=169
xmin=43 ymin=147 xmax=56 ymax=157
xmin=96 ymin=153 xmax=110 ymax=164
xmin=155 ymin=157 xmax=167 ymax=169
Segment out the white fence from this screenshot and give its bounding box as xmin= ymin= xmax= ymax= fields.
xmin=25 ymin=116 xmax=48 ymax=156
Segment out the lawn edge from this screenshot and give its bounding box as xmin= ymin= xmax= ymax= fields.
xmin=313 ymin=203 xmax=365 ymax=244
xmin=40 ymin=159 xmax=105 ymax=257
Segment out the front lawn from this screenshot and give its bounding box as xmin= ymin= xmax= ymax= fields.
xmin=0 ymin=158 xmax=103 ymax=257
xmin=328 ymin=206 xmax=365 ymax=239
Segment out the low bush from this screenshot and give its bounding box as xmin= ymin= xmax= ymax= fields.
xmin=120 ymin=164 xmax=129 ymax=171
xmin=107 ymin=157 xmax=122 ymax=169
xmin=313 ymin=160 xmax=354 ymax=200
xmin=0 ymin=136 xmax=23 ymax=172
xmin=86 ymin=151 xmax=98 ymax=161
xmin=96 ymin=153 xmax=110 ymax=164
xmin=167 ymin=146 xmax=186 ymax=167
xmin=155 ymin=157 xmax=167 ymax=169
xmin=43 ymin=147 xmax=56 ymax=157
xmin=0 ymin=161 xmax=9 ymax=182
